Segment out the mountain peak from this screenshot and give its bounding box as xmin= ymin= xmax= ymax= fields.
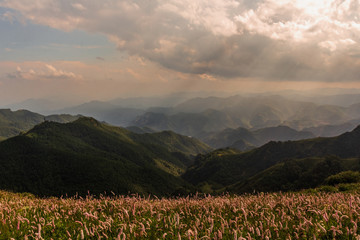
xmin=26 ymin=117 xmax=101 ymax=137
xmin=74 ymin=116 xmax=101 ymax=125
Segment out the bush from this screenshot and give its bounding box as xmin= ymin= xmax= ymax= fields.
xmin=325 ymin=171 xmax=360 ymax=186
xmin=318 ymin=185 xmax=338 ymax=193
xmin=338 ymin=183 xmax=360 ymax=192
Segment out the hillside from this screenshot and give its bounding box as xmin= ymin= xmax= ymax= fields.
xmin=0 ymin=109 xmax=80 ymax=140
xmin=0 ymin=117 xmax=211 ymax=197
xmin=0 ymin=109 xmax=44 ymax=139
xmin=183 ymin=125 xmax=360 ymax=193
xmin=229 ymin=156 xmax=360 ymax=193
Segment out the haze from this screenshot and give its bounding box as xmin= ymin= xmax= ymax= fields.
xmin=1 ymin=0 xmax=360 ymax=106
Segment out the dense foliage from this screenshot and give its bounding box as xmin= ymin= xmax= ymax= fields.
xmin=325 ymin=171 xmax=360 ymax=186
xmin=1 ymin=191 xmax=360 ymax=239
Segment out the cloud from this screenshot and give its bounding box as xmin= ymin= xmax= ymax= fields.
xmin=126 ymin=68 xmax=142 ymax=80
xmin=71 ymin=3 xmax=86 ymax=11
xmin=1 ymin=0 xmax=360 ymax=81
xmin=7 ymin=64 xmax=82 ymax=81
xmin=234 ymin=0 xmax=360 ymax=45
xmin=44 ymin=64 xmax=80 ymax=79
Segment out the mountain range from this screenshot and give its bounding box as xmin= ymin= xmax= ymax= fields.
xmin=132 ymin=95 xmax=360 ymax=136
xmin=202 ymin=125 xmax=315 ymax=150
xmin=57 ymin=101 xmax=145 ymax=126
xmin=0 ymin=115 xmax=359 ymax=197
xmin=2 ymin=92 xmax=360 ymax=197
xmin=3 ymin=93 xmax=360 ymax=151
xmin=0 ymin=107 xmax=321 ymax=151
xmin=15 ymin=94 xmax=359 ymax=137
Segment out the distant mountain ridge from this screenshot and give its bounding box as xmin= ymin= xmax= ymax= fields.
xmin=203 ymin=125 xmax=315 ymax=150
xmin=4 ymin=93 xmax=360 ymax=147
xmin=57 ymin=101 xmax=145 ymax=126
xmin=132 ymin=95 xmax=360 ymax=138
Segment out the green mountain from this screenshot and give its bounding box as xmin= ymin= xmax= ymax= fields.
xmin=0 ymin=117 xmax=211 ymax=197
xmin=0 ymin=109 xmax=44 ymax=140
xmin=203 ymin=125 xmax=314 ymax=150
xmin=44 ymin=114 xmax=79 ymax=123
xmin=0 ymin=109 xmax=80 ymax=140
xmin=2 ymin=104 xmax=360 ymax=197
xmin=229 ymin=156 xmax=359 ymax=193
xmin=183 ymin=125 xmax=360 ymax=193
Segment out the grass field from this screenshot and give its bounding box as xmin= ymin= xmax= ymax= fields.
xmin=0 ymin=190 xmax=360 ymax=239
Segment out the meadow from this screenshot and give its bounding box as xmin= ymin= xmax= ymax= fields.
xmin=0 ymin=190 xmax=359 ymax=239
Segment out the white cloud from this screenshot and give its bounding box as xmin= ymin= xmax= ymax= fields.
xmin=44 ymin=64 xmax=78 ymax=78
xmin=71 ymin=3 xmax=86 ymax=11
xmin=7 ymin=64 xmax=82 ymax=81
xmin=1 ymin=0 xmax=360 ymax=81
xmin=234 ymin=0 xmax=360 ymax=46
xmin=158 ymin=0 xmax=240 ymax=37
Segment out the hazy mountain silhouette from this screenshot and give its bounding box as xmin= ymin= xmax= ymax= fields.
xmin=58 ymin=101 xmax=145 ymax=126
xmin=203 ymin=126 xmax=315 ymax=150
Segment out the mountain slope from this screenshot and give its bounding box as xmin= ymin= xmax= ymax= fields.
xmin=229 ymin=156 xmax=359 ymax=193
xmin=183 ymin=125 xmax=360 ymax=192
xmin=0 ymin=109 xmax=44 ymax=139
xmin=0 ymin=109 xmax=80 ymax=140
xmin=0 ymin=117 xmax=211 ymax=197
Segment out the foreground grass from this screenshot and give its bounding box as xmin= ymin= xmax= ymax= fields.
xmin=0 ymin=191 xmax=360 ymax=239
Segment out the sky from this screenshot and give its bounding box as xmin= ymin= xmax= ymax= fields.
xmin=1 ymin=0 xmax=360 ymax=105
